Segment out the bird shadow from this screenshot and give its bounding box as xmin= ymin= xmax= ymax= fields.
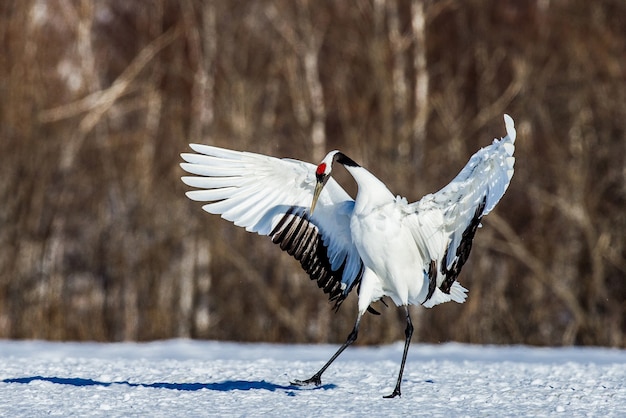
xmin=2 ymin=376 xmax=336 ymax=394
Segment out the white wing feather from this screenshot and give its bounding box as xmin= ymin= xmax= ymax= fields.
xmin=408 ymin=114 xmax=516 ymax=307
xmin=180 ymin=144 xmax=364 ymax=299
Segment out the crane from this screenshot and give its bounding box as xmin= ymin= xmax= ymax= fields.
xmin=180 ymin=114 xmax=516 ymax=398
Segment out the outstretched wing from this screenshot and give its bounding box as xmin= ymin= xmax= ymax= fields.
xmin=407 ymin=114 xmax=517 ymax=307
xmin=180 ymin=145 xmax=364 ymax=308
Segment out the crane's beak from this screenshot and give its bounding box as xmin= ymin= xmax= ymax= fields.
xmin=311 ymin=179 xmax=324 ymax=215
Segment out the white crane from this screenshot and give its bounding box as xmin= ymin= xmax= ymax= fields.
xmin=180 ymin=114 xmax=516 ymax=398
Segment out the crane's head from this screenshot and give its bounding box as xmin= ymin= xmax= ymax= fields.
xmin=311 ymin=150 xmax=359 ymax=214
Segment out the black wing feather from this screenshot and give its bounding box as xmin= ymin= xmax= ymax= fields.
xmin=270 ymin=206 xmax=364 ymax=309
xmin=439 ymin=196 xmax=487 ymax=294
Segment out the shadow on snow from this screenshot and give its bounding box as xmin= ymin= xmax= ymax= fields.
xmin=3 ymin=376 xmax=336 ymax=394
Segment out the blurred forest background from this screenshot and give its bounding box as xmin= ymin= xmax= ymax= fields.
xmin=0 ymin=0 xmax=624 ymax=347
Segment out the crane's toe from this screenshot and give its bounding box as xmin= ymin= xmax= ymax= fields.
xmin=290 ymin=375 xmax=322 ymax=387
xmin=383 ymin=389 xmax=401 ymax=399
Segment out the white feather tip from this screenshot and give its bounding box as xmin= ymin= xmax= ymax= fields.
xmin=503 ymin=114 xmax=516 ymax=143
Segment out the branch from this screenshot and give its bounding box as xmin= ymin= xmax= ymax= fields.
xmin=39 ymin=26 xmax=181 ymax=128
xmin=484 ymin=212 xmax=586 ymax=331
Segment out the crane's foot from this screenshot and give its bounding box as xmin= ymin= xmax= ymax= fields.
xmin=290 ymin=374 xmax=322 ymax=387
xmin=383 ymin=388 xmax=401 ymax=399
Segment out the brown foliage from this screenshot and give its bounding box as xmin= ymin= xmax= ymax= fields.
xmin=0 ymin=0 xmax=624 ymax=346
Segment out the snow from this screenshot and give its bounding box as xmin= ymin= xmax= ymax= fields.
xmin=1 ymin=339 xmax=625 ymax=417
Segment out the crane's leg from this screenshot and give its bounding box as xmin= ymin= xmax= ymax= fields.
xmin=291 ymin=314 xmax=362 ymax=387
xmin=383 ymin=306 xmax=413 ymax=398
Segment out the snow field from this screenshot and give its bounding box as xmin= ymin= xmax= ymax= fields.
xmin=1 ymin=340 xmax=624 ymax=417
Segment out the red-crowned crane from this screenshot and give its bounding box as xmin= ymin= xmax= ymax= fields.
xmin=180 ymin=115 xmax=516 ymax=398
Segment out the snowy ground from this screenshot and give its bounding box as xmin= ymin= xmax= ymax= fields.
xmin=1 ymin=339 xmax=624 ymax=417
